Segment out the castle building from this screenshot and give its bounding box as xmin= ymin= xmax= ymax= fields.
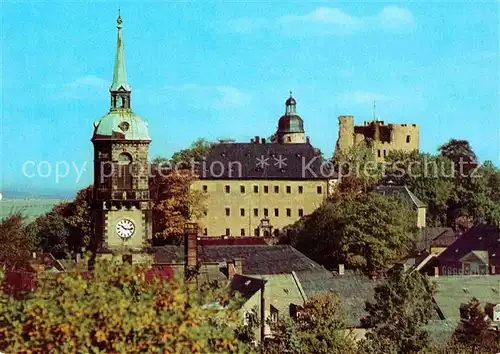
xmin=335 ymin=115 xmax=419 ymax=162
xmin=191 ymin=94 xmax=337 ymax=237
xmin=91 ymin=14 xmax=153 ymax=263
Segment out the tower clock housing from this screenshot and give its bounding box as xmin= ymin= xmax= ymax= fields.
xmin=91 ymin=14 xmax=152 ymax=261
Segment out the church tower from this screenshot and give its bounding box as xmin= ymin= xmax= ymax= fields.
xmin=276 ymin=91 xmax=306 ymax=144
xmin=91 ymin=13 xmax=152 ymax=263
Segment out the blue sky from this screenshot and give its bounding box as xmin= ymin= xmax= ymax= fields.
xmin=2 ymin=1 xmax=499 ymax=194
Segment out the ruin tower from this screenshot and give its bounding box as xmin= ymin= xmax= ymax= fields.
xmin=276 ymin=91 xmax=306 ymax=144
xmin=91 ymin=13 xmax=153 ymax=263
xmin=335 ymin=115 xmax=354 ymax=154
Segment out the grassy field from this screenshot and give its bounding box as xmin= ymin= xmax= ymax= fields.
xmin=0 ymin=199 xmax=68 ymax=221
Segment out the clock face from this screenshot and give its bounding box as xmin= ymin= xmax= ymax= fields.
xmin=116 ymin=219 xmax=135 ymax=239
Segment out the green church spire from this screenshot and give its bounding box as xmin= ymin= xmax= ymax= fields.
xmin=110 ymin=10 xmax=131 ymax=92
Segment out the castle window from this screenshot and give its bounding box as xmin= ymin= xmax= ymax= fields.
xmin=254 ymin=208 xmax=259 ymax=217
xmin=240 ymin=208 xmax=245 ymax=217
xmin=225 ymin=208 xmax=230 ymax=216
xmin=298 ymin=186 xmax=303 ymax=194
xmin=225 ymin=185 xmax=230 ymax=193
xmin=241 ymin=228 xmax=245 ymax=236
xmin=287 ymin=136 xmax=291 ymax=142
xmin=383 ymin=150 xmax=387 ymax=157
xmin=286 ymin=208 xmax=291 ymax=217
xmin=264 ymin=186 xmax=269 ymax=194
xmin=274 ymin=208 xmax=279 ymax=217
xmin=240 ymin=185 xmax=246 ymax=193
xmin=286 ymin=186 xmax=291 ymax=194
xmin=406 ymin=135 xmax=411 ymax=143
xmin=264 ymin=208 xmax=269 ymax=217
xmin=202 ymin=185 xmax=208 ymax=193
xmin=117 ymin=152 xmax=133 ymax=190
xmin=274 ymin=186 xmax=279 ymax=193
xmin=377 ymin=150 xmax=381 ymax=158
xmin=226 ymin=228 xmax=230 ymax=236
xmin=203 ymin=228 xmax=208 ymax=236
xmin=273 ymin=229 xmax=279 ymax=237
xmin=254 ymin=228 xmax=260 ymax=237
xmin=298 ymin=209 xmax=304 ymax=217
xmin=254 ymin=185 xmax=259 ymax=193
xmin=317 ymin=186 xmax=322 ymax=194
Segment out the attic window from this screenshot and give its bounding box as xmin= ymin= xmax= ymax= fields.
xmin=463 ymin=288 xmax=469 ymax=293
xmin=245 ymin=280 xmax=251 ymax=286
xmin=283 ymin=288 xmax=289 ymax=294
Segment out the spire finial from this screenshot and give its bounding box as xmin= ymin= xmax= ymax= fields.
xmin=373 ymin=100 xmax=376 ymax=121
xmin=289 ymin=89 xmax=293 ymax=98
xmin=117 ymin=9 xmax=123 ymax=27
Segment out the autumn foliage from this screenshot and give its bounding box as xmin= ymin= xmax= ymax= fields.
xmin=0 ymin=257 xmax=249 ymax=353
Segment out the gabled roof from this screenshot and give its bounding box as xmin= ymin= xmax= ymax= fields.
xmin=460 ymin=250 xmax=489 ymax=264
xmin=417 ymin=227 xmax=457 ymax=252
xmin=294 ymin=269 xmax=380 ymax=327
xmin=154 ymin=244 xmax=326 ymax=276
xmin=198 ymin=237 xmax=268 ymax=246
xmin=437 ymin=224 xmax=500 ymax=266
xmin=373 ymin=185 xmax=425 ymax=208
xmin=195 ymin=142 xmax=334 ymax=180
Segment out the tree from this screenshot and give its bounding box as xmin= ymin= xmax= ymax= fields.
xmin=334 ymin=142 xmax=382 ymax=194
xmin=0 ymin=214 xmax=34 ymax=269
xmin=0 ymin=256 xmax=251 ymax=353
xmin=439 ymin=139 xmax=478 ymax=171
xmin=451 ymin=298 xmax=500 ymax=354
xmin=385 ymin=151 xmax=455 ymax=227
xmin=35 ymin=209 xmax=70 ymax=258
xmin=290 ymin=193 xmax=416 ymax=274
xmin=263 ymin=293 xmax=356 ymax=354
xmin=150 ymin=139 xmax=212 ymax=242
xmin=359 ymin=270 xmax=436 ymax=354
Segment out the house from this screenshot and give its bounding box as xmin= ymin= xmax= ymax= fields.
xmin=373 ymin=185 xmax=426 ymax=228
xmin=437 ymin=224 xmax=500 ymax=276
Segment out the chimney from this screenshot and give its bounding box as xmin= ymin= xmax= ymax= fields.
xmin=255 ymin=136 xmax=259 ymax=144
xmin=228 ymin=258 xmax=244 ymax=280
xmin=338 ymin=264 xmax=345 ymax=275
xmin=261 ymin=138 xmax=265 ymax=144
xmin=434 ymin=266 xmax=439 ymax=277
xmin=184 ymin=222 xmax=199 ymax=279
xmin=491 ymin=265 xmax=496 ymax=275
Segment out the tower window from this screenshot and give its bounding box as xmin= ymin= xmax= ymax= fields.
xmin=117 ymin=152 xmax=133 ymax=190
xmin=383 ymin=150 xmax=387 ymax=157
xmin=254 ymin=185 xmax=259 ymax=193
xmin=240 ymin=185 xmax=245 ymax=193
xmin=286 ymin=186 xmax=291 ymax=194
xmin=225 ymin=185 xmax=230 ymax=193
xmin=274 ymin=186 xmax=279 ymax=193
xmin=287 ymin=136 xmax=291 ymax=142
xmin=298 ymin=209 xmax=304 ymax=217
xmin=274 ymin=208 xmax=279 ymax=217
xmin=317 ymin=186 xmax=322 ymax=194
xmin=298 ymin=186 xmax=303 ymax=194
xmin=241 ymin=228 xmax=245 ymax=236
xmin=203 ymin=228 xmax=208 ymax=236
xmin=377 ymin=150 xmax=381 ymax=158
xmin=240 ymin=208 xmax=245 ymax=217
xmin=264 ymin=186 xmax=269 ymax=194
xmin=286 ymin=208 xmax=291 ymax=217
xmin=202 ymin=185 xmax=208 ymax=193
xmin=254 ymin=208 xmax=259 ymax=217
xmin=264 ymin=208 xmax=269 ymax=217
xmin=406 ymin=135 xmax=411 ymax=143
xmin=225 ymin=208 xmax=230 ymax=216
xmin=225 ymin=228 xmax=230 ymax=236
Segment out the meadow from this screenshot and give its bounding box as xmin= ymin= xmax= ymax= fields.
xmin=0 ymin=199 xmax=67 ymax=221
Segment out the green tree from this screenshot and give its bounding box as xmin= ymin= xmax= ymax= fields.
xmin=0 ymin=256 xmax=251 ymax=353
xmin=262 ymin=293 xmax=356 ymax=354
xmin=451 ymin=298 xmax=500 ymax=354
xmin=334 ymin=142 xmax=382 ymax=194
xmin=359 ymin=270 xmax=436 ymax=354
xmin=0 ymin=214 xmax=34 ymax=269
xmin=385 ymin=151 xmax=455 ymax=226
xmin=290 ymin=193 xmax=416 ymax=274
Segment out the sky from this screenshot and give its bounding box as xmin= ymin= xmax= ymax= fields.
xmin=1 ymin=1 xmax=499 ymax=195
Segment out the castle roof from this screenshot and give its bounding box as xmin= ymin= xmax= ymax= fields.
xmin=92 ymin=110 xmax=151 ymax=141
xmin=195 ymin=142 xmax=335 ymax=180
